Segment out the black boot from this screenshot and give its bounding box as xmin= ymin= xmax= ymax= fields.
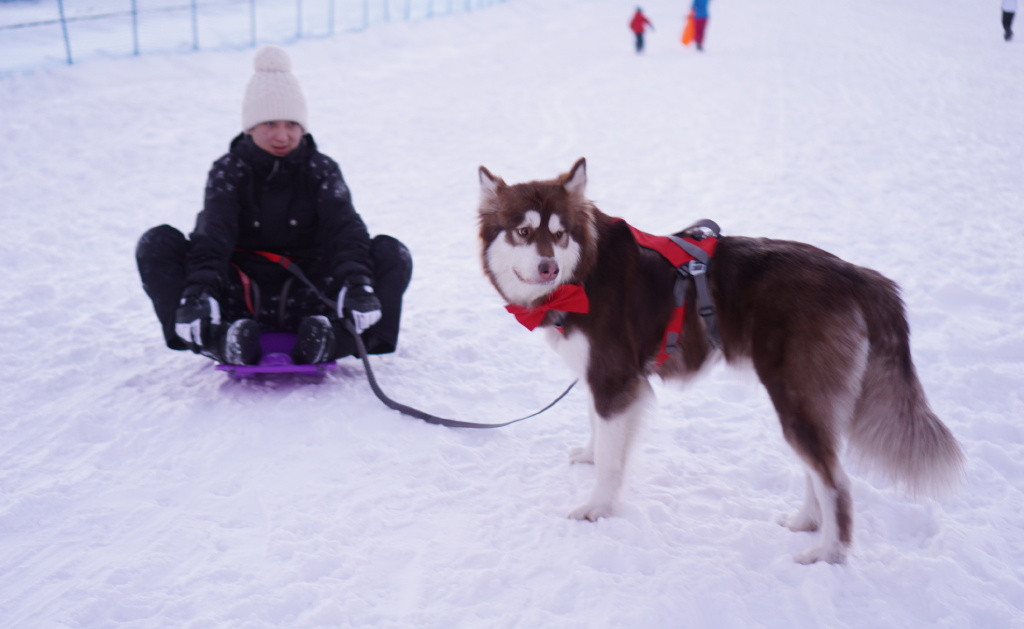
xmin=292 ymin=315 xmax=336 ymax=364
xmin=221 ymin=319 xmax=261 ymax=365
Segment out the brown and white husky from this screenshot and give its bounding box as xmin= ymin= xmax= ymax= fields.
xmin=477 ymin=158 xmax=964 ymax=564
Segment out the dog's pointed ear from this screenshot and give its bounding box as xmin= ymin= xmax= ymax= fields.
xmin=479 ymin=165 xmax=503 ymax=207
xmin=564 ymin=157 xmax=587 ymax=198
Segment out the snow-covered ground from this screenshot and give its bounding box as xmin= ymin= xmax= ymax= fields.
xmin=1 ymin=0 xmax=1023 ymax=627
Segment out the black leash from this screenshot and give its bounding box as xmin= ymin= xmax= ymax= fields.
xmin=241 ymin=248 xmax=577 ymax=427
xmin=343 ymin=319 xmax=577 ymax=429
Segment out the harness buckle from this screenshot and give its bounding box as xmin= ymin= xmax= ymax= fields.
xmin=687 ymin=259 xmax=722 ymax=349
xmin=677 ymin=259 xmax=707 ymax=280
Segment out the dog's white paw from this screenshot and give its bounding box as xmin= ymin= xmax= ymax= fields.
xmin=779 ymin=512 xmax=820 ymax=532
xmin=568 ymin=445 xmax=594 ymax=465
xmin=794 ymin=543 xmax=847 ymax=565
xmin=568 ymin=502 xmax=614 ymax=521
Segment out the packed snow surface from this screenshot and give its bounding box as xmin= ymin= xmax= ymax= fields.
xmin=1 ymin=0 xmax=1023 ymax=627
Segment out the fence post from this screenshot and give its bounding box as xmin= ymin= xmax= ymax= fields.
xmin=250 ymin=0 xmax=257 ymax=46
xmin=131 ymin=0 xmax=140 ymax=55
xmin=191 ymin=0 xmax=199 ymax=49
xmin=56 ymin=0 xmax=73 ymax=64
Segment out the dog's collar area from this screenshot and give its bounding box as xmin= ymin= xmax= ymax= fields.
xmin=505 ymin=283 xmax=590 ymax=331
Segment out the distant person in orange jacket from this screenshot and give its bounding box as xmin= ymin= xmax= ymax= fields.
xmin=630 ymin=7 xmax=654 ymax=54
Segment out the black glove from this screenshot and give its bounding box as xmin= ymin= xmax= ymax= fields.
xmin=174 ymin=290 xmax=222 ymax=352
xmin=337 ymin=275 xmax=382 ymax=334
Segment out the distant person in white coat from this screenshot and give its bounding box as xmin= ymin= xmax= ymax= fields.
xmin=1004 ymin=0 xmax=1017 ymax=41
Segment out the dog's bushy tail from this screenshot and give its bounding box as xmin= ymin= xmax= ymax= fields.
xmin=848 ymin=272 xmax=965 ymax=498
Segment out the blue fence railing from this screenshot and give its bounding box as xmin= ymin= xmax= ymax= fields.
xmin=0 ymin=0 xmax=506 ymax=70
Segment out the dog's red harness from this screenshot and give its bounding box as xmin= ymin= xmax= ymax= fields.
xmin=624 ymin=221 xmax=719 ymax=366
xmin=505 ymin=219 xmax=720 ymax=368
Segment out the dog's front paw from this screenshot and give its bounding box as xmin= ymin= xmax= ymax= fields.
xmin=779 ymin=512 xmax=820 ymax=532
xmin=794 ymin=543 xmax=847 ymax=565
xmin=568 ymin=502 xmax=614 ymax=521
xmin=568 ymin=444 xmax=594 ymax=464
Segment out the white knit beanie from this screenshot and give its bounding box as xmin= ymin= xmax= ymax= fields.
xmin=241 ymin=45 xmax=309 ymax=132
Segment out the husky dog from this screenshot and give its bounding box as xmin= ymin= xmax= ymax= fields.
xmin=476 ymin=158 xmax=964 ymax=564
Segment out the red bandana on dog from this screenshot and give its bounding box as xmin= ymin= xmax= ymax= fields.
xmin=506 ymin=284 xmax=590 ymax=331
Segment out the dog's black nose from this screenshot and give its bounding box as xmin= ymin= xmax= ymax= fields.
xmin=538 ymin=259 xmax=559 ymax=281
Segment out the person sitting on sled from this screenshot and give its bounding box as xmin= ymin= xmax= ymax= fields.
xmin=136 ymin=45 xmax=412 ymax=365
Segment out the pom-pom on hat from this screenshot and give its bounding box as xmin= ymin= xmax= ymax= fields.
xmin=241 ymin=45 xmax=309 ymax=132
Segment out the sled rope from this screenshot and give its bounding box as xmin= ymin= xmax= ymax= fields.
xmin=343 ymin=319 xmax=577 ymax=429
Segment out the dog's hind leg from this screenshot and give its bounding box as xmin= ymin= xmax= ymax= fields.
xmin=755 ymin=308 xmax=868 ymax=563
xmin=568 ymin=378 xmax=651 ymax=521
xmin=765 ymin=381 xmax=855 ymax=564
xmin=792 ymin=458 xmax=852 ymax=565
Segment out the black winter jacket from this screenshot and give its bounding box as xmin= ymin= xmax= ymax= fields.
xmin=185 ymin=133 xmax=372 ymax=299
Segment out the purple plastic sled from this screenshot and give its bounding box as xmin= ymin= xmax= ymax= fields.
xmin=215 ymin=331 xmax=337 ymax=379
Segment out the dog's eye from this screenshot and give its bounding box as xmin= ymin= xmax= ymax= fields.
xmin=516 ymin=227 xmax=531 ymax=238
xmin=552 ymin=230 xmax=566 ymax=243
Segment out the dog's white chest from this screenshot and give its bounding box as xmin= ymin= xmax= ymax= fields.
xmin=545 ymin=327 xmax=590 ymax=379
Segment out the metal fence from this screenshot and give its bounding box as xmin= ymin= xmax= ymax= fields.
xmin=0 ymin=0 xmax=505 ymax=69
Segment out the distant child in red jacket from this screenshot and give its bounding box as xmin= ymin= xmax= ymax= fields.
xmin=630 ymin=7 xmax=654 ymax=54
